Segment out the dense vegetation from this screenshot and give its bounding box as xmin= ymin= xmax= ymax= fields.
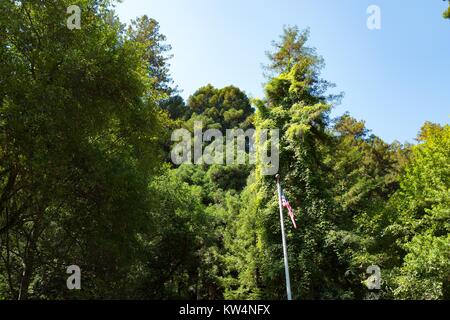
xmin=0 ymin=1 xmax=448 ymax=300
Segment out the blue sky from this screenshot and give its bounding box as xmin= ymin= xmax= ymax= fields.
xmin=116 ymin=0 xmax=450 ymax=143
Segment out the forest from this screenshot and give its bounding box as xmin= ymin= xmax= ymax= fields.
xmin=0 ymin=0 xmax=449 ymax=300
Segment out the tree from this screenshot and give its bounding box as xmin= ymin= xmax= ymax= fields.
xmin=126 ymin=168 xmax=211 ymax=299
xmin=224 ymin=26 xmax=345 ymax=299
xmin=391 ymin=123 xmax=450 ymax=299
xmin=0 ymin=0 xmax=164 ymax=299
xmin=326 ymin=114 xmax=410 ymax=299
xmin=127 ymin=15 xmax=174 ymax=96
xmin=187 ymin=85 xmax=254 ymax=130
xmin=160 ymin=95 xmax=191 ymax=121
xmin=1 ymin=1 xmax=447 ymax=301
xmin=163 ymin=83 xmax=256 ymax=298
xmin=444 ymin=0 xmax=450 ymax=19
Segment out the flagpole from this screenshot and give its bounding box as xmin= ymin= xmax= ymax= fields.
xmin=276 ymin=174 xmax=292 ymax=300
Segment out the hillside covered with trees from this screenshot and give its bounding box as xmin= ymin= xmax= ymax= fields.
xmin=0 ymin=0 xmax=449 ymax=300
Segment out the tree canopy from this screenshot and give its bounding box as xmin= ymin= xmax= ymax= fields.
xmin=444 ymin=0 xmax=450 ymax=19
xmin=0 ymin=1 xmax=448 ymax=300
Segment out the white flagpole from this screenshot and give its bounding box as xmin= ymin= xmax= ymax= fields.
xmin=276 ymin=174 xmax=292 ymax=300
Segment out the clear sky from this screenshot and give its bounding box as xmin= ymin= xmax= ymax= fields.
xmin=115 ymin=0 xmax=450 ymax=143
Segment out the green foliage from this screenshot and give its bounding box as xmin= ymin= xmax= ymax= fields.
xmin=0 ymin=2 xmax=447 ymax=300
xmin=187 ymin=84 xmax=254 ymax=130
xmin=0 ymin=0 xmax=164 ymax=299
xmin=444 ymin=1 xmax=450 ymax=19
xmin=390 ymin=124 xmax=450 ymax=299
xmin=394 ymin=233 xmax=450 ymax=299
xmin=327 ymin=114 xmax=411 ymax=299
xmin=127 ymin=168 xmax=210 ymax=299
xmin=224 ymin=27 xmax=343 ymax=299
xmin=127 ymin=15 xmax=174 ymax=96
xmin=160 ymin=95 xmax=191 ymax=120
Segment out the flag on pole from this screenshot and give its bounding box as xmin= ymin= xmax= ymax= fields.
xmin=276 ymin=175 xmax=293 ymax=300
xmin=281 ymin=193 xmax=297 ymax=229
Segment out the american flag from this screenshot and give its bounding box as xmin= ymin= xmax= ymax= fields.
xmin=281 ymin=193 xmax=297 ymax=229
